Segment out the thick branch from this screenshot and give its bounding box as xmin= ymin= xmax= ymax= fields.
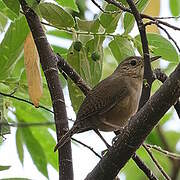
xmin=18 ymin=1 xmax=73 ymax=179
xmin=85 ymin=62 xmax=180 ymax=179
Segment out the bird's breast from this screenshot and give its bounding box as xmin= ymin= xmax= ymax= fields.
xmin=99 ymin=81 xmax=142 ymax=132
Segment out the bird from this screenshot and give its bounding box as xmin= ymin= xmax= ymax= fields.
xmin=54 ymin=56 xmax=160 ymax=151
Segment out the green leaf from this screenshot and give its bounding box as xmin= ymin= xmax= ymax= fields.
xmin=164 ymin=131 xmax=180 ymax=152
xmin=16 ymin=128 xmax=24 ymax=165
xmin=76 ymin=18 xmax=100 ymax=33
xmin=146 ymin=128 xmax=164 ymax=147
xmin=39 ymin=2 xmax=75 ymax=28
xmin=0 ymin=16 xmax=29 ymax=80
xmin=13 ymin=98 xmax=57 ymax=172
xmin=122 ymin=158 xmax=146 ymax=180
xmin=85 ymin=36 xmax=104 ymax=85
xmin=2 ymin=0 xmax=20 ymax=15
xmin=1 ymin=178 xmax=32 ymax=180
xmin=124 ymin=0 xmax=150 ymax=34
xmin=67 ymin=79 xmax=85 ymax=113
xmin=55 ymin=0 xmax=79 ymax=12
xmin=0 ymin=165 xmax=10 ymax=171
xmin=47 ymin=29 xmax=72 ymax=39
xmin=135 ymin=33 xmax=179 ymax=62
xmin=67 ymin=36 xmax=104 ymax=112
xmin=30 ymin=127 xmax=58 ymax=170
xmin=169 ymin=0 xmax=180 ymax=16
xmin=0 ymin=94 xmax=10 ymax=135
xmin=21 ymin=127 xmax=48 ymax=178
xmin=0 ymin=1 xmax=18 ymax=20
xmin=159 ymin=110 xmax=173 ymax=126
xmin=100 ymin=4 xmax=122 ymax=33
xmin=0 ymin=12 xmax=8 ymax=32
xmin=109 ymin=35 xmax=135 ymax=63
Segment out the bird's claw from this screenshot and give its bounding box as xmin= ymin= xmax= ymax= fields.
xmin=112 ymin=134 xmax=121 ymax=145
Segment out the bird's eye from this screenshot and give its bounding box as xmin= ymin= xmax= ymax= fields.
xmin=130 ymin=60 xmax=137 ymax=66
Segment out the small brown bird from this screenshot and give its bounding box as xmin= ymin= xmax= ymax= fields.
xmin=54 ymin=56 xmax=159 ymax=151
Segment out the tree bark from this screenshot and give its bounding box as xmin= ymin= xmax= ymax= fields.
xmin=18 ymin=1 xmax=74 ymax=179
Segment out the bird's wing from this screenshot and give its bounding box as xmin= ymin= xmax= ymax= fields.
xmin=76 ymin=77 xmax=129 ymax=122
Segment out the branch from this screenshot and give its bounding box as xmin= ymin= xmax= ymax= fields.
xmin=145 ymin=21 xmax=180 ymax=53
xmin=71 ymin=138 xmax=102 ymax=159
xmin=18 ymin=0 xmax=73 ymax=179
xmin=145 ymin=143 xmax=180 ymax=160
xmin=56 ymin=54 xmax=91 ymax=95
xmin=85 ymin=60 xmax=180 ymax=179
xmin=0 ymin=91 xmax=53 ymax=113
xmin=105 ymin=0 xmax=180 ymax=32
xmin=154 ymin=68 xmax=180 ymax=118
xmin=132 ymin=154 xmax=158 ymax=180
xmin=56 ymin=32 xmax=155 ymax=179
xmin=125 ymin=0 xmax=153 ymax=108
xmin=143 ymin=144 xmax=171 ymax=180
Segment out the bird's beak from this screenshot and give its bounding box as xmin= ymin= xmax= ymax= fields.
xmin=150 ymin=56 xmax=161 ymax=62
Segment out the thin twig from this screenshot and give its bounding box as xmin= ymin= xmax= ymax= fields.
xmin=143 ymin=144 xmax=171 ymax=180
xmin=0 ymin=119 xmax=74 ymax=127
xmin=41 ymin=21 xmax=114 ymax=37
xmin=145 ymin=21 xmax=180 ymax=52
xmin=56 ymin=53 xmax=91 ymax=96
xmin=71 ymin=137 xmax=102 ymax=159
xmin=104 ymin=0 xmax=180 ymax=32
xmin=0 ymin=91 xmax=54 ymax=113
xmin=132 ymin=153 xmax=158 ymax=180
xmin=154 ymin=68 xmax=180 ymax=118
xmin=0 ymin=121 xmax=55 ymax=127
xmin=91 ymin=0 xmax=121 ymax=14
xmin=153 ymin=15 xmax=180 ymax=20
xmin=145 ymin=143 xmax=180 ymax=160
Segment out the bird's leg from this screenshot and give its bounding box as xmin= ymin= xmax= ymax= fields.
xmin=112 ymin=128 xmax=124 ymax=145
xmin=94 ymin=129 xmax=111 ymax=148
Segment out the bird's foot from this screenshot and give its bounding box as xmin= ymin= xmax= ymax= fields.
xmin=112 ymin=134 xmax=121 ymax=145
xmin=101 ymin=149 xmax=108 ymax=156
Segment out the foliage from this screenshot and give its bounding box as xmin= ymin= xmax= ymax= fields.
xmin=0 ymin=0 xmax=179 ymax=179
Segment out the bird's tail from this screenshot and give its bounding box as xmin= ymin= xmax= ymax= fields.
xmin=54 ymin=125 xmax=78 ymax=152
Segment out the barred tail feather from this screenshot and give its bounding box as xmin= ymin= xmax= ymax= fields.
xmin=54 ymin=125 xmax=78 ymax=152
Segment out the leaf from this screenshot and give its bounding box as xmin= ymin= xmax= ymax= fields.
xmin=0 ymin=16 xmax=29 ymax=80
xmin=135 ymin=33 xmax=179 ymax=62
xmin=67 ymin=36 xmax=104 ymax=112
xmin=0 ymin=165 xmax=10 ymax=171
xmin=55 ymin=0 xmax=79 ymax=12
xmin=39 ymin=2 xmax=75 ymax=28
xmin=109 ymin=35 xmax=135 ymax=63
xmin=16 ymin=128 xmax=24 ymax=165
xmin=2 ymin=0 xmax=20 ymax=15
xmin=99 ymin=4 xmax=122 ymax=33
xmin=47 ymin=29 xmax=72 ymax=39
xmin=146 ymin=128 xmax=164 ymax=147
xmin=0 ymin=12 xmax=8 ymax=32
xmin=24 ymin=32 xmax=43 ymax=107
xmin=0 ymin=1 xmax=18 ymax=20
xmin=124 ymin=0 xmax=150 ymax=34
xmin=0 ymin=94 xmax=10 ymax=135
xmin=85 ymin=36 xmax=104 ymax=85
xmin=21 ymin=127 xmax=48 ymax=178
xmin=30 ymin=127 xmax=58 ymax=170
xmin=0 ymin=178 xmax=31 ymax=180
xmin=76 ymin=17 xmax=100 ymax=33
xmin=169 ymin=0 xmax=180 ymax=16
